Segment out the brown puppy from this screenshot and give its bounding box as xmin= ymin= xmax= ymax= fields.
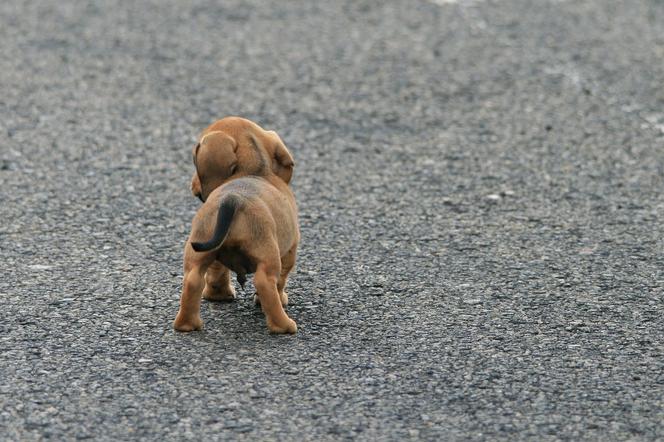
xmin=190 ymin=117 xmax=295 ymax=305
xmin=174 ymin=117 xmax=299 ymax=334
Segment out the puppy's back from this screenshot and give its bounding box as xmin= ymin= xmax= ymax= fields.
xmin=191 ymin=176 xmax=298 ymax=254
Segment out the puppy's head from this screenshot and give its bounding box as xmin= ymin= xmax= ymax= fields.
xmin=191 ymin=117 xmax=295 ymax=201
xmin=191 ymin=131 xmax=238 ymax=202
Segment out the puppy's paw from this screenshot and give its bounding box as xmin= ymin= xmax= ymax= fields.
xmin=267 ymin=318 xmax=297 ymax=334
xmin=173 ymin=314 xmax=203 ymax=332
xmin=203 ymin=284 xmax=236 ymax=302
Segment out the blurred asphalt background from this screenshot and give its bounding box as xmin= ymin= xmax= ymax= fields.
xmin=1 ymin=0 xmax=664 ymax=440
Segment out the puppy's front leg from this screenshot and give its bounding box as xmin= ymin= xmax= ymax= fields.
xmin=254 ymin=261 xmax=297 ymax=334
xmin=203 ymin=261 xmax=236 ymax=302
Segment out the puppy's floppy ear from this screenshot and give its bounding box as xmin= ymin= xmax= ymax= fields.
xmin=266 ymin=131 xmax=295 ymax=184
xmin=195 ymin=131 xmax=239 ymax=199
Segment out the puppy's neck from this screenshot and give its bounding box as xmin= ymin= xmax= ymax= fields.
xmin=263 ymin=173 xmax=292 ymax=192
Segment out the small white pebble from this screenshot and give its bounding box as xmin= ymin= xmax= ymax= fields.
xmin=29 ymin=264 xmax=53 ymax=270
xmin=464 ymin=298 xmax=482 ymax=305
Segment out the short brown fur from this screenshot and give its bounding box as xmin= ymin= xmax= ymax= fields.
xmin=174 ymin=117 xmax=299 ymax=334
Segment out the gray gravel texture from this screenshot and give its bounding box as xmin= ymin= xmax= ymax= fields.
xmin=1 ymin=0 xmax=664 ymax=440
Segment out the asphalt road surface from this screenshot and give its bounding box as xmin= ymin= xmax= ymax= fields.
xmin=2 ymin=0 xmax=664 ymax=440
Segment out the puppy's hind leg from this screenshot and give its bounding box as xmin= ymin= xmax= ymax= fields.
xmin=174 ymin=243 xmax=212 ymax=332
xmin=203 ymin=261 xmax=236 ymax=302
xmin=174 ymin=268 xmax=205 ymax=331
xmin=277 ymin=245 xmax=297 ymax=307
xmin=254 ymin=258 xmax=297 ymax=334
xmin=254 ymin=245 xmax=296 ymax=307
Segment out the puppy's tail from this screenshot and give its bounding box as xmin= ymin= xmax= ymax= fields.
xmin=190 ymin=195 xmax=240 ymax=252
